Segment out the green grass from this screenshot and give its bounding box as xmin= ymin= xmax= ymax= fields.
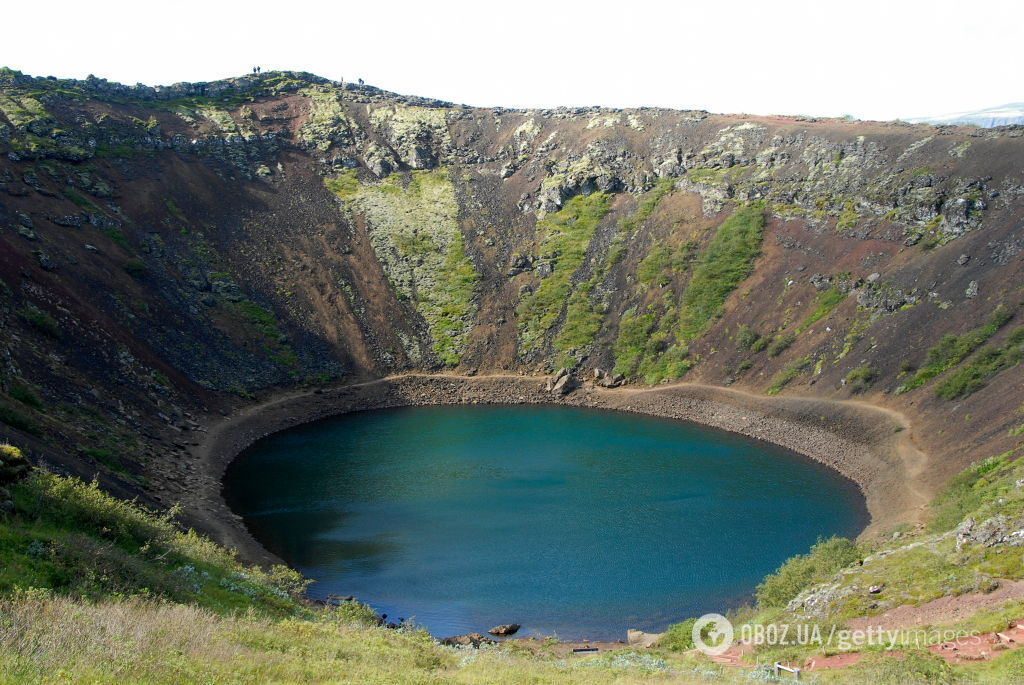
xmin=81 ymin=447 xmax=128 ymax=475
xmin=766 ymin=356 xmax=812 ymax=394
xmin=755 ymin=536 xmax=863 ymax=608
xmin=163 ymin=197 xmax=187 ymax=222
xmin=636 ymin=245 xmax=672 ymax=286
xmin=795 ymin=287 xmax=844 ymax=334
xmin=122 ymin=259 xmax=147 ymax=278
xmin=233 ymin=301 xmax=299 ymax=369
xmin=7 ymin=382 xmax=42 ymax=410
xmin=927 ymin=450 xmax=1017 ymax=533
xmin=18 ymin=307 xmax=59 ymax=338
xmin=612 ymin=310 xmax=656 ymax=376
xmin=933 ymin=327 xmax=1024 ymax=400
xmin=422 ymin=231 xmax=479 ymax=366
xmin=896 ymin=305 xmax=1014 ymax=394
xmin=734 ymin=324 xmax=762 ymax=350
xmin=616 ymin=177 xmax=674 ymax=233
xmin=0 ymin=471 xmax=307 ymax=614
xmin=845 ymin=364 xmax=878 ymax=393
xmin=517 ymin=193 xmax=612 ymax=352
xmin=766 ymin=333 xmax=795 ymax=358
xmin=0 ymin=404 xmax=39 ymax=435
xmin=552 ymin=277 xmax=602 ymax=361
xmin=62 ymin=187 xmax=93 ymax=209
xmin=324 ymin=169 xmax=359 ymax=199
xmin=677 ymin=203 xmax=765 ymax=342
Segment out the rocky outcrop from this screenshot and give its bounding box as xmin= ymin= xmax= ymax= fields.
xmin=439 ymin=633 xmax=496 ymax=648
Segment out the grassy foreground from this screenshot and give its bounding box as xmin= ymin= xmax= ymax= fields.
xmin=4 ymin=438 xmax=1024 ymax=683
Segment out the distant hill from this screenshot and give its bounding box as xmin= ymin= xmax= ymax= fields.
xmin=906 ymin=102 xmax=1024 ymax=127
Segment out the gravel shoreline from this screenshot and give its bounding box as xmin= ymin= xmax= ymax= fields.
xmin=189 ymin=374 xmax=929 ymax=568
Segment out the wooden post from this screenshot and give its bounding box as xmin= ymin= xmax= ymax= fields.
xmin=774 ymin=662 xmax=801 ymax=680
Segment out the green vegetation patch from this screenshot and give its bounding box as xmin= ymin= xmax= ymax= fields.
xmin=677 ymin=203 xmax=766 ymax=342
xmin=844 ymin=364 xmax=878 ymax=393
xmin=896 ymin=305 xmax=1014 ymax=394
xmin=616 ymin=177 xmax=674 ymax=233
xmin=516 ymin=193 xmax=611 ymax=353
xmin=766 ymin=333 xmax=795 ymax=358
xmin=326 ymin=168 xmax=479 ymax=365
xmin=795 ymin=287 xmax=844 ymax=334
xmin=552 ymin=276 xmax=603 ymax=366
xmin=19 ymin=307 xmax=60 ymax=339
xmin=766 ymin=355 xmax=812 ymax=395
xmin=0 ymin=471 xmax=307 ymax=614
xmin=232 ymin=300 xmax=298 ymax=369
xmin=755 ymin=536 xmax=863 ymax=607
xmin=934 ymin=327 xmax=1024 ymax=400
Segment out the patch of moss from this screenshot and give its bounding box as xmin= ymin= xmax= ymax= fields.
xmin=19 ymin=307 xmax=60 ymax=339
xmin=845 ymin=364 xmax=878 ymax=393
xmin=766 ymin=356 xmax=812 ymax=394
xmin=934 ymin=327 xmax=1024 ymax=399
xmin=795 ymin=287 xmax=844 ymax=334
xmin=516 ymin=193 xmax=611 ymax=353
xmin=325 ymin=168 xmax=479 ymax=365
xmin=616 ymin=177 xmax=674 ymax=233
xmin=896 ymin=305 xmax=1014 ymax=394
xmin=677 ymin=203 xmax=766 ymax=342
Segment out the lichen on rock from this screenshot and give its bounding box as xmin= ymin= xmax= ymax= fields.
xmin=326 ymin=168 xmax=478 ymax=366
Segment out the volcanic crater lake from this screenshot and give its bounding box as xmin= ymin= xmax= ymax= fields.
xmin=223 ymin=405 xmax=867 ymax=639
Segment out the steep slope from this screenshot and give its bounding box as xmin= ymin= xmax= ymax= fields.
xmin=0 ymin=67 xmax=1022 ymax=540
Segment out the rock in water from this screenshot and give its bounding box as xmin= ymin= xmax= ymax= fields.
xmin=488 ymin=624 xmax=521 ymax=636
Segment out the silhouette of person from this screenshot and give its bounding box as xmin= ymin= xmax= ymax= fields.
xmin=358 ymin=78 xmax=364 ymax=86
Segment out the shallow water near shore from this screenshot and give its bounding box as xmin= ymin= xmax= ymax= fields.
xmin=223 ymin=405 xmax=867 ymax=640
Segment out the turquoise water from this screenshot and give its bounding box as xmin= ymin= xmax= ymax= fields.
xmin=223 ymin=405 xmax=866 ymax=639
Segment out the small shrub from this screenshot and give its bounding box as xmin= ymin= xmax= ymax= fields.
xmin=766 ymin=333 xmax=796 ymax=358
xmin=8 ymin=381 xmax=42 ymax=409
xmin=756 ymin=536 xmax=861 ymax=607
xmin=659 ymin=618 xmax=696 ymax=651
xmin=796 ymin=287 xmax=844 ymax=334
xmin=934 ymin=327 xmax=1024 ymax=400
xmin=0 ymin=403 xmax=40 ymax=435
xmin=735 ymin=324 xmax=761 ymax=351
xmin=766 ymin=355 xmax=811 ymax=394
xmin=845 ymin=364 xmax=877 ymax=393
xmin=19 ymin=307 xmax=60 ymax=338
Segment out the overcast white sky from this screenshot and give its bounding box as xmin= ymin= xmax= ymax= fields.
xmin=4 ymin=0 xmax=1020 ymax=121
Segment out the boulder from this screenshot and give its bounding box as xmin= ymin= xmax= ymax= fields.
xmin=552 ymin=374 xmax=576 ymax=395
xmin=439 ymin=632 xmax=496 ymax=648
xmin=488 ymin=624 xmax=521 ymax=636
xmin=627 ymin=629 xmax=664 ymax=648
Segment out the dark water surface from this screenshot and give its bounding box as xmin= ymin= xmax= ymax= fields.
xmin=223 ymin=405 xmax=866 ymax=639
